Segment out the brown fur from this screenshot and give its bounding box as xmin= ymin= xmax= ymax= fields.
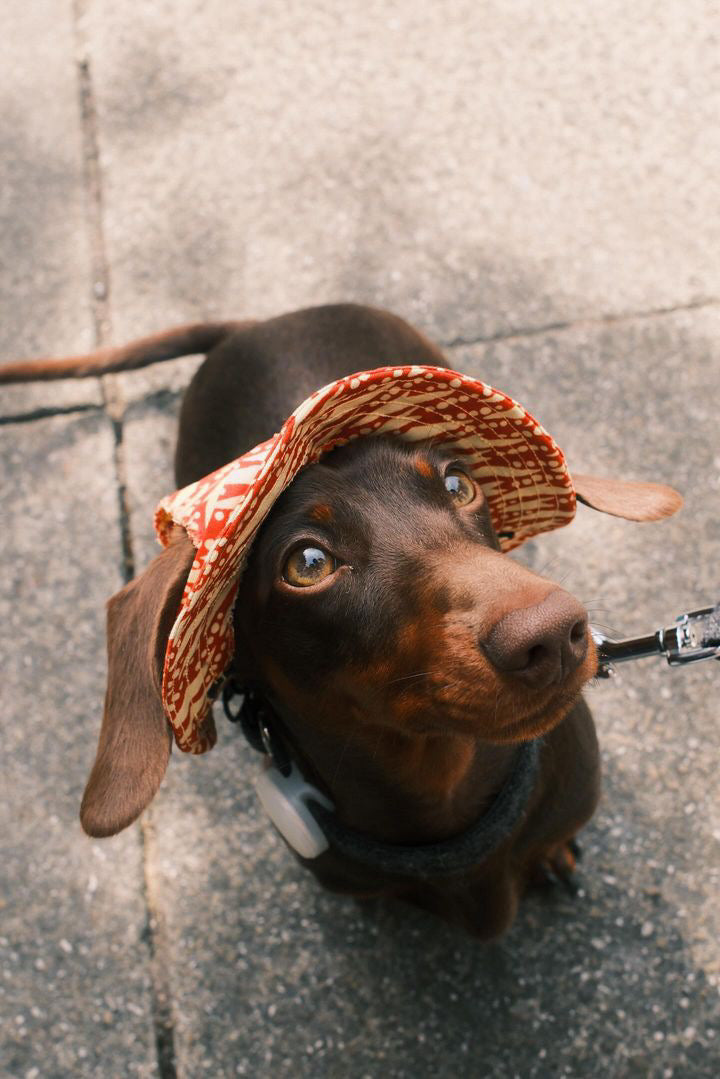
xmin=4 ymin=302 xmax=683 ymax=937
xmin=310 ymin=503 xmax=333 ymax=523
xmin=413 ymin=455 xmax=435 ymax=479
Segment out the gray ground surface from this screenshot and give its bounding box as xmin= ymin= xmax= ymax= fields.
xmin=1 ymin=3 xmax=718 ymax=1077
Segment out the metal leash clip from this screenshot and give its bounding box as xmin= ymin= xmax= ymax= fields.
xmin=592 ymin=603 xmax=720 ymax=678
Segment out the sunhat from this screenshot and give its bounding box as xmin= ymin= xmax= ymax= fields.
xmin=155 ymin=364 xmax=575 ymax=754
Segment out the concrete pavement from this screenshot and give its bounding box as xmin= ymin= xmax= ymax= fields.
xmin=1 ymin=2 xmax=719 ymax=1076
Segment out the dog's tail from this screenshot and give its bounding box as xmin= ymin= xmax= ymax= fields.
xmin=0 ymin=321 xmax=250 ymax=384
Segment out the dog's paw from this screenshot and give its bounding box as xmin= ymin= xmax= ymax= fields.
xmin=567 ymin=836 xmax=583 ymax=862
xmin=528 ymin=838 xmax=582 ymax=897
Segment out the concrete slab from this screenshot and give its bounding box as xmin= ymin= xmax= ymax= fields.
xmin=0 ymin=0 xmax=100 ymax=414
xmin=121 ymin=306 xmax=720 ymax=1077
xmin=84 ymin=0 xmax=719 ymax=346
xmin=0 ymin=412 xmax=157 ymax=1078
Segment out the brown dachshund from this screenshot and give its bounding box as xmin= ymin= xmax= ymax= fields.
xmin=1 ymin=303 xmax=682 ymax=937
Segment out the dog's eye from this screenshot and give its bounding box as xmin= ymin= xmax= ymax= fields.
xmin=283 ymin=546 xmax=337 ymax=587
xmin=444 ymin=468 xmax=475 ymax=506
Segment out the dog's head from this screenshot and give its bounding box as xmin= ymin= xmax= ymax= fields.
xmin=80 ymin=436 xmax=681 ymax=837
xmin=234 ymin=437 xmax=593 ymax=747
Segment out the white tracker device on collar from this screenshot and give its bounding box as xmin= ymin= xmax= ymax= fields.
xmin=254 ymin=763 xmax=334 ymax=859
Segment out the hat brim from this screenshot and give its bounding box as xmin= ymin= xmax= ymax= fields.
xmin=155 ymin=364 xmax=575 ymax=753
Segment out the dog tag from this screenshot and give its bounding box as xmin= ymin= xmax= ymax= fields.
xmin=254 ymin=763 xmax=334 ymax=859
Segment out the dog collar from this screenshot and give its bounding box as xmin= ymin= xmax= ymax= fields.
xmin=225 ymin=686 xmax=541 ymax=878
xmin=155 ymin=364 xmax=575 ymax=755
xmin=307 ymin=741 xmax=540 ymax=877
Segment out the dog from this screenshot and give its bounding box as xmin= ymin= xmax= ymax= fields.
xmin=1 ymin=303 xmax=682 ymax=937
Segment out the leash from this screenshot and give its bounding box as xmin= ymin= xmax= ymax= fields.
xmin=220 ymin=680 xmax=541 ymax=878
xmin=593 ymin=601 xmax=720 ymax=678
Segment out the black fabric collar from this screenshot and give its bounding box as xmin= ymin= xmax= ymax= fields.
xmin=307 ymin=739 xmax=540 ymax=878
xmin=222 ymin=683 xmax=541 ymax=880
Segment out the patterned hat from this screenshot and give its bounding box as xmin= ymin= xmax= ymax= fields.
xmin=155 ymin=364 xmax=575 ymax=754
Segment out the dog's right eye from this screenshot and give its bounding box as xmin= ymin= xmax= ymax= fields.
xmin=283 ymin=546 xmax=337 ymax=587
xmin=444 ymin=467 xmax=476 ymax=506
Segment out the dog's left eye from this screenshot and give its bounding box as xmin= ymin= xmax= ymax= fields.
xmin=444 ymin=468 xmax=475 ymax=506
xmin=283 ymin=545 xmax=337 ymax=587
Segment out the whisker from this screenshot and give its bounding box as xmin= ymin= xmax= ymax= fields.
xmin=534 ymin=555 xmax=563 ymax=578
xmin=369 ymin=728 xmax=386 ymax=764
xmin=386 ymin=670 xmax=433 ymax=686
xmin=493 ymin=684 xmax=503 ymax=726
xmin=589 ymin=621 xmax=623 ymax=637
xmin=329 ymin=731 xmax=356 ymax=785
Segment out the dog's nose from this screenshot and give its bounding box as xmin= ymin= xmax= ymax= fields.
xmin=483 ymin=591 xmax=589 ymax=689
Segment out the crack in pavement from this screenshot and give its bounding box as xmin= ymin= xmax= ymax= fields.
xmin=71 ymin=5 xmax=178 ymax=1076
xmin=442 ymin=295 xmax=720 ymax=350
xmin=0 ymin=402 xmax=103 ymax=426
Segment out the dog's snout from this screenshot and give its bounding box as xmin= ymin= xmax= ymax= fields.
xmin=483 ymin=591 xmax=589 ymax=689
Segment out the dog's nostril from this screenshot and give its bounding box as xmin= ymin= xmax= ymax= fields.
xmin=570 ymin=619 xmax=586 ymax=645
xmin=526 ymin=643 xmax=549 ymax=670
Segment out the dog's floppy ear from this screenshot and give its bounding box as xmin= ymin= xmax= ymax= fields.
xmin=80 ymin=528 xmax=195 ymax=837
xmin=573 ymin=473 xmax=683 ymax=522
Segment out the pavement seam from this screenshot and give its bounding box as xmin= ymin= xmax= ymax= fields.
xmin=72 ymin=0 xmax=112 ymax=350
xmin=0 ymin=402 xmax=104 ymax=426
xmin=442 ymin=295 xmax=720 ymax=350
xmin=72 ymin=7 xmax=179 ymax=1077
xmin=140 ymin=817 xmax=180 ymax=1079
xmin=125 ymin=388 xmax=185 ymax=418
xmin=72 ymin=1 xmax=134 ymax=582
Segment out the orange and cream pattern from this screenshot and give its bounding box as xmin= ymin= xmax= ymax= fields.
xmin=155 ymin=364 xmax=576 ymax=754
